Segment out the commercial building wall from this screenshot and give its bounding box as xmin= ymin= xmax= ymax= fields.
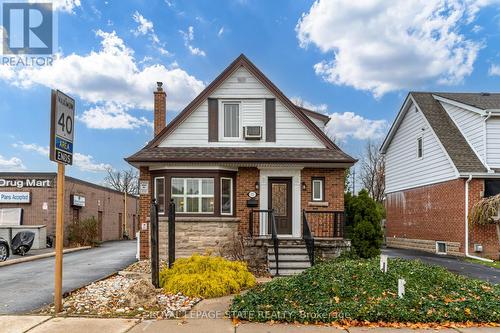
xmin=0 ymin=173 xmax=138 ymax=243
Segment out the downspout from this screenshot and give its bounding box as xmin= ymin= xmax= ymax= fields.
xmin=483 ymin=111 xmax=492 ymax=172
xmin=465 ymin=174 xmax=494 ymax=262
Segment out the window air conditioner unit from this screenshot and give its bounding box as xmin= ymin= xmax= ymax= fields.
xmin=244 ymin=126 xmax=262 ymax=140
xmin=474 ymin=244 xmax=483 ymax=252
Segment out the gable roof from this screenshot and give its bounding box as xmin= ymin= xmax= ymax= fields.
xmin=297 ymin=106 xmax=330 ymax=125
xmin=433 ymin=92 xmax=500 ymax=110
xmin=380 ymin=92 xmax=487 ymax=174
xmin=145 ymin=54 xmax=337 ymax=149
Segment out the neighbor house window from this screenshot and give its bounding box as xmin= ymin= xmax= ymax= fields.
xmin=171 ymin=178 xmax=214 ymax=213
xmin=154 ymin=177 xmax=165 ymax=214
xmin=223 ymin=103 xmax=240 ymax=138
xmin=312 ymin=177 xmax=324 ymax=201
xmin=436 ymin=241 xmax=447 ymax=255
xmin=484 ymin=179 xmax=500 ymax=197
xmin=221 ymin=177 xmax=233 ymax=215
xmin=417 ymin=137 xmax=423 ymax=158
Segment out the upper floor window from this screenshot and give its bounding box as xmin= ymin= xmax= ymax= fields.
xmin=417 ymin=137 xmax=423 ymax=158
xmin=222 ymin=102 xmax=240 ymax=139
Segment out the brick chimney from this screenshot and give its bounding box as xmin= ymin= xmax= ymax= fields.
xmin=154 ymin=82 xmax=166 ymax=136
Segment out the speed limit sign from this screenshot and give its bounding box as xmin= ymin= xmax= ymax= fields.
xmin=50 ymin=90 xmax=75 ymax=165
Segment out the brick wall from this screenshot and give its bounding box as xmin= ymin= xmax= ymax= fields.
xmin=301 ymin=168 xmax=345 ymax=237
xmin=0 ymin=174 xmax=138 ymax=242
xmin=386 ymin=178 xmax=499 ymax=259
xmin=139 ymin=166 xmax=151 ymax=259
xmin=235 ymin=167 xmax=259 ymax=235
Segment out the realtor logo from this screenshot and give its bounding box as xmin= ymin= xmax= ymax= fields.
xmin=1 ymin=1 xmax=53 ymax=54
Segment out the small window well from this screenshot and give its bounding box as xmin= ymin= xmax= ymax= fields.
xmin=436 ymin=241 xmax=447 ymax=255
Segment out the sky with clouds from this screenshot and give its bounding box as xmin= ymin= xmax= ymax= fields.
xmin=1 ymin=0 xmax=500 ymax=184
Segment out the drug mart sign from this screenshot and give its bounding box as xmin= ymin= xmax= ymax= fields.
xmin=0 ymin=178 xmax=52 ymax=188
xmin=0 ymin=192 xmax=30 ymax=203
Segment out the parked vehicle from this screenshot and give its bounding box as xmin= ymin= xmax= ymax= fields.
xmin=0 ymin=238 xmax=10 ymax=261
xmin=11 ymin=231 xmax=35 ymax=256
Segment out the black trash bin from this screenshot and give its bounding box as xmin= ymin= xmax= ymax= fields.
xmin=11 ymin=231 xmax=35 ymax=256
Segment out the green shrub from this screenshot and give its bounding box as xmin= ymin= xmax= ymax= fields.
xmin=159 ymin=254 xmax=256 ymax=298
xmin=351 ymin=219 xmax=382 ymax=258
xmin=230 ymin=257 xmax=500 ymax=323
xmin=345 ymin=190 xmax=383 ymax=258
xmin=67 ymin=217 xmax=99 ymax=246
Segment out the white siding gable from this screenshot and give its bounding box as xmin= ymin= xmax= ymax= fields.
xmin=487 ymin=117 xmax=500 ymax=168
xmin=306 ymin=116 xmax=325 ymax=132
xmin=385 ymin=103 xmax=457 ymax=193
xmin=440 ymin=101 xmax=485 ymax=163
xmin=159 ymin=66 xmax=324 ymax=148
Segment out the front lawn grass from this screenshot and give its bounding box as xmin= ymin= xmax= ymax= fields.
xmin=464 ymin=258 xmax=500 ymax=270
xmin=230 ymin=257 xmax=500 ymax=324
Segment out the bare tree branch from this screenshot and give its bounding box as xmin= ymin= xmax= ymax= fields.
xmin=360 ymin=140 xmax=385 ymax=203
xmin=104 ymin=168 xmax=138 ymax=195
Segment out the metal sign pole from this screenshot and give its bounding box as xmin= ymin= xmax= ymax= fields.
xmin=54 ymin=162 xmax=65 ymax=313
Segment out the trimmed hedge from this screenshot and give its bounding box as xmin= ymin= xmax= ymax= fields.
xmin=230 ymin=257 xmax=500 ymax=323
xmin=159 ymin=254 xmax=255 ymax=298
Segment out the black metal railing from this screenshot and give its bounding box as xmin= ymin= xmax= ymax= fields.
xmin=248 ymin=209 xmax=272 ymax=237
xmin=302 ymin=210 xmax=315 ymax=266
xmin=303 ymin=211 xmax=345 ymax=238
xmin=248 ymin=209 xmax=280 ymax=275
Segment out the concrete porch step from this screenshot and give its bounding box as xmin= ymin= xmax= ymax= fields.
xmin=269 ymin=261 xmax=311 ymax=269
xmin=268 ymin=247 xmax=309 ymax=255
xmin=269 ymin=266 xmax=306 ymax=277
xmin=268 ymin=254 xmax=310 ymax=261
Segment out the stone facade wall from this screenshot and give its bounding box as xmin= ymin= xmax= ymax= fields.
xmin=386 ymin=178 xmax=499 ymax=259
xmin=158 ymin=217 xmax=240 ymax=259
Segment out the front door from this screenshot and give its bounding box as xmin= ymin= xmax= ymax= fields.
xmin=268 ymin=178 xmax=293 ymax=235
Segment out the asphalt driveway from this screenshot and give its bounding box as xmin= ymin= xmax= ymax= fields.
xmin=0 ymin=240 xmax=137 ymax=314
xmin=383 ymin=247 xmax=500 ymax=284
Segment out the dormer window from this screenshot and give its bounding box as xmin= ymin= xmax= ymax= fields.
xmin=222 ymin=102 xmax=240 ymax=140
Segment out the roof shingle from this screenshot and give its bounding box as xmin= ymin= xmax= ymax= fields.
xmin=125 ymin=147 xmax=356 ymax=164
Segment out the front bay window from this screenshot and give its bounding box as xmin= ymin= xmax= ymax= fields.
xmin=171 ymin=178 xmax=214 ymax=213
xmin=152 ymin=171 xmax=235 ymax=216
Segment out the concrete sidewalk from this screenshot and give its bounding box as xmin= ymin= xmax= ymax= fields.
xmin=1 ymin=315 xmax=498 ymax=333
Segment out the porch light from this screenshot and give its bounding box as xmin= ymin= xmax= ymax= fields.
xmin=302 ymin=182 xmax=306 ymax=191
xmin=255 ymin=182 xmax=259 ymax=190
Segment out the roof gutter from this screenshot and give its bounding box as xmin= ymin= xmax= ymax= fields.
xmin=483 ymin=111 xmax=493 ymax=172
xmin=464 ymin=174 xmax=493 ymax=262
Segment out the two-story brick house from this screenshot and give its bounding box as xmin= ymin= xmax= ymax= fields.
xmin=381 ymin=92 xmax=500 ymax=260
xmin=126 ymin=54 xmax=355 ymax=274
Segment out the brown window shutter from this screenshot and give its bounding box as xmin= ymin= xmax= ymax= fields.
xmin=208 ymin=98 xmax=218 ymax=142
xmin=265 ymin=98 xmax=276 ymax=142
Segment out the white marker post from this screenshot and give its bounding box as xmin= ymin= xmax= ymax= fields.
xmin=398 ymin=279 xmax=406 ymax=298
xmin=380 ymin=254 xmax=388 ymax=273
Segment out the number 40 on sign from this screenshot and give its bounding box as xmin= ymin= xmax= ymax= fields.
xmin=50 ymin=90 xmax=75 ymax=165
